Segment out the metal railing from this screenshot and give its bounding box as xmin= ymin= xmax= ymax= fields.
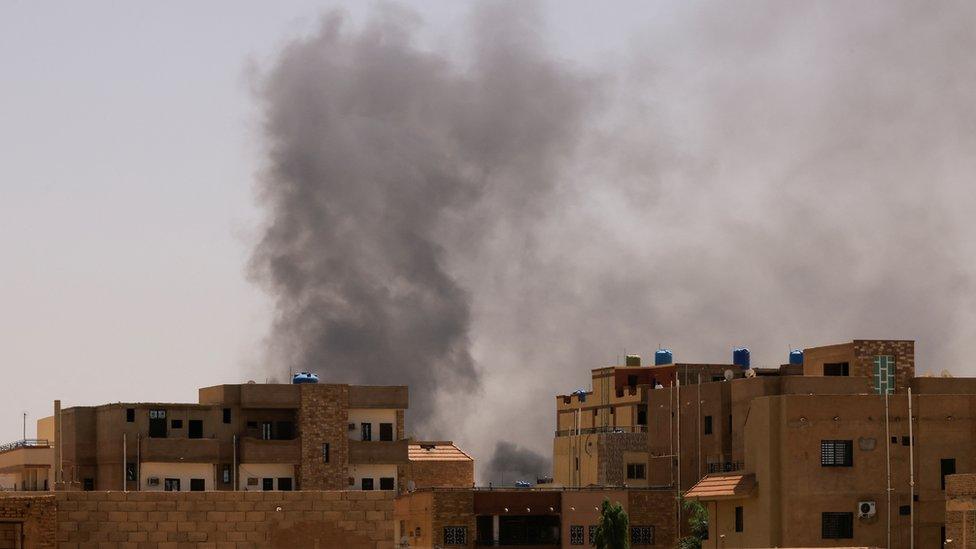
xmin=554 ymin=425 xmax=647 ymax=437
xmin=707 ymin=461 xmax=743 ymax=474
xmin=0 ymin=439 xmax=49 ymax=454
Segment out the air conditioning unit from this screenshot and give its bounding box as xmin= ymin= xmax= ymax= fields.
xmin=147 ymin=477 xmax=160 ymax=486
xmin=858 ymin=501 xmax=877 ymax=518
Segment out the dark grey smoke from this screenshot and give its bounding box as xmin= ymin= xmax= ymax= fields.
xmin=252 ymin=1 xmax=976 ymax=482
xmin=249 ymin=2 xmax=594 ymax=433
xmin=483 ymin=442 xmax=550 ymax=485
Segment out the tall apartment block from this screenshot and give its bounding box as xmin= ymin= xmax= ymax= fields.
xmin=0 ymin=377 xmax=473 ymax=494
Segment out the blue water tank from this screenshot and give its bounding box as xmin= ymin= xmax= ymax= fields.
xmin=789 ymin=349 xmax=804 ymax=365
xmin=655 ymin=349 xmax=674 ymax=366
xmin=732 ymin=348 xmax=751 ymax=369
xmin=292 ymin=372 xmax=319 ymax=384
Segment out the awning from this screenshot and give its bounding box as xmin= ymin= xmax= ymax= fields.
xmin=684 ymin=473 xmax=756 ymax=500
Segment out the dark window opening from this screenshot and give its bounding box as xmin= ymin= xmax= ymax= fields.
xmin=83 ymin=478 xmax=94 ymax=491
xmin=222 ymin=464 xmax=231 ymax=484
xmin=444 ymin=525 xmax=467 ymax=545
xmin=891 ymin=436 xmax=898 ymax=444
xmin=190 ymin=478 xmax=205 ymax=492
xmin=361 ymin=478 xmax=374 ymax=491
xmin=942 ymin=458 xmax=956 ymax=490
xmin=222 ymin=408 xmax=231 ymax=424
xmin=277 ymin=478 xmax=292 ymax=491
xmin=902 ymin=436 xmax=915 ymax=446
xmin=476 ymin=516 xmax=494 ymax=545
xmin=322 ymin=443 xmax=330 ymax=463
xmin=823 ymin=362 xmax=850 ymax=376
xmin=728 ymin=414 xmax=733 ymax=433
xmin=380 ymin=477 xmax=395 ymax=490
xmin=631 ymin=526 xmax=654 ymax=545
xmin=569 ymin=525 xmax=584 ymax=545
xmin=164 ymin=478 xmax=180 ymax=492
xmin=380 ymin=423 xmax=394 ymax=441
xmin=126 ymin=463 xmax=136 ymax=482
xmin=821 ymin=440 xmax=854 ymax=467
xmin=275 ymin=421 xmax=294 ymax=440
xmin=575 ymin=457 xmax=579 ymax=471
xmin=735 ymin=506 xmax=743 ymax=532
xmin=628 ymin=375 xmax=638 ymax=387
xmin=149 ymin=418 xmax=167 ymax=438
xmin=704 ymin=415 xmax=713 ymax=435
xmin=171 ymin=419 xmax=183 ymax=429
xmin=637 ymin=406 xmax=647 ymax=426
xmin=822 ymin=512 xmax=853 ymax=539
xmin=246 ymin=421 xmax=257 ymax=428
xmin=262 ymin=478 xmax=273 ymax=491
xmin=899 ymin=505 xmax=911 ymax=516
xmin=125 ymin=408 xmax=134 ymax=422
xmin=626 ymin=463 xmax=646 ymax=480
xmin=188 ymin=420 xmax=203 ymax=439
xmin=497 ymin=516 xmax=559 ymax=545
xmin=361 ymin=423 xmax=372 ymax=441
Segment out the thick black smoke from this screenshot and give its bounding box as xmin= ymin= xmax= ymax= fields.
xmin=252 ymin=2 xmax=976 ymax=482
xmin=483 ymin=442 xmax=550 ymax=485
xmin=249 ymin=3 xmax=593 ymax=434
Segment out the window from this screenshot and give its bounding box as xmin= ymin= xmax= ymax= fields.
xmin=148 ymin=411 xmax=167 ymax=438
xmin=588 ymin=525 xmax=597 ymax=545
xmin=575 ymin=457 xmax=579 ymax=471
xmin=626 ymin=463 xmax=646 ymax=480
xmin=126 ymin=408 xmax=135 ymax=422
xmin=628 ymin=375 xmax=638 ymax=387
xmin=631 ymin=526 xmax=654 ymax=545
xmin=222 ymin=465 xmax=231 ymax=484
xmin=380 ymin=423 xmax=394 ymax=441
xmin=171 ymin=419 xmax=183 ymax=429
xmin=246 ymin=420 xmax=257 ymax=428
xmin=164 ymin=478 xmax=180 ymax=492
xmin=278 ymin=478 xmax=293 ymax=491
xmin=942 ymin=458 xmax=956 ymax=490
xmin=222 ymin=408 xmax=231 ymax=424
xmin=443 ymin=526 xmax=467 ymax=545
xmin=190 ymin=478 xmax=205 ymax=492
xmin=361 ymin=478 xmax=374 ymax=491
xmin=188 ymin=420 xmax=203 ymax=439
xmin=824 ymin=362 xmax=850 ymax=376
xmin=380 ymin=477 xmax=395 ymax=491
xmin=261 ymin=422 xmax=272 ymax=440
xmin=83 ymin=478 xmax=94 ymax=491
xmin=637 ymin=405 xmax=647 ymax=426
xmin=902 ymin=436 xmax=915 ymax=446
xmin=704 ymin=415 xmax=713 ymax=435
xmin=873 ymin=355 xmax=895 ymax=394
xmin=126 ymin=463 xmax=136 ymax=482
xmin=899 ymin=505 xmax=911 ymax=516
xmin=246 ymin=478 xmax=258 ymax=487
xmin=262 ymin=478 xmax=273 ymax=491
xmin=322 ymin=443 xmax=330 ymax=463
xmin=821 ymin=440 xmax=854 ymax=467
xmin=361 ymin=423 xmax=372 ymax=441
xmin=735 ymin=506 xmax=743 ymax=532
xmin=569 ymin=525 xmax=584 ymax=545
xmin=821 ymin=512 xmax=853 ymax=539
xmin=276 ymin=421 xmax=294 ymax=440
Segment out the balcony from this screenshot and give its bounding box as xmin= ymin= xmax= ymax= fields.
xmin=139 ymin=437 xmax=219 ymax=463
xmin=348 ymin=439 xmax=409 ymax=464
xmin=239 ymin=437 xmax=300 ymax=464
xmin=348 ymin=386 xmax=408 ymax=409
xmin=554 ymin=425 xmax=647 ymax=437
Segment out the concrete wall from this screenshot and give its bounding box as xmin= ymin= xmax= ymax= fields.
xmin=53 ymin=490 xmax=393 ymax=548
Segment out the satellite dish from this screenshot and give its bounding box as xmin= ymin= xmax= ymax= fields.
xmin=724 ymin=369 xmax=734 ymax=382
xmin=745 ymin=369 xmax=757 ymax=379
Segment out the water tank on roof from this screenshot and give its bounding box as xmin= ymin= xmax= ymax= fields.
xmin=292 ymin=372 xmax=319 ymax=384
xmin=732 ymin=348 xmax=751 ymax=369
xmin=655 ymin=349 xmax=673 ymax=366
xmin=625 ymin=355 xmax=642 ymax=367
xmin=789 ymin=349 xmax=804 ymax=365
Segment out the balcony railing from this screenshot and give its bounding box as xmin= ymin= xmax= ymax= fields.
xmin=554 ymin=425 xmax=646 ymax=437
xmin=707 ymin=461 xmax=743 ymax=474
xmin=0 ymin=439 xmax=50 ymax=454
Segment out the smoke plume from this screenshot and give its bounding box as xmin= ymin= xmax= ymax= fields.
xmin=252 ymin=1 xmax=976 ymax=481
xmin=483 ymin=442 xmax=550 ymax=485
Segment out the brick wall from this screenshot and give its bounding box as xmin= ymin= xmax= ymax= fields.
xmin=431 ymin=491 xmax=476 ymax=548
xmin=946 ymin=474 xmax=976 ymax=548
xmin=398 ymin=461 xmax=474 ymax=490
xmin=627 ymin=491 xmax=676 ymax=548
xmin=298 ymin=384 xmax=349 ymax=490
xmin=597 ymin=432 xmax=647 ymax=485
xmin=0 ymin=494 xmax=57 ymax=549
xmin=53 ymin=490 xmax=393 ymax=549
xmin=852 ymin=340 xmax=915 ymax=393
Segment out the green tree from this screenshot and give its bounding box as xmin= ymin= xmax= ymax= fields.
xmin=592 ymin=498 xmax=629 ymax=549
xmin=676 ymin=497 xmax=709 ymax=549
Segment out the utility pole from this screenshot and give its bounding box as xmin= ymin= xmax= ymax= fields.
xmin=22 ymin=412 xmax=26 ymax=441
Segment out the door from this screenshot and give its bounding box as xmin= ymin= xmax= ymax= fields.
xmin=188 ymin=420 xmax=203 ymax=439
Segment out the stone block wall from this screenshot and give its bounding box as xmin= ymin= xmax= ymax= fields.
xmin=946 ymin=474 xmax=976 ymax=548
xmin=298 ymin=384 xmax=349 ymax=490
xmin=398 ymin=461 xmax=474 ymax=490
xmin=431 ymin=491 xmax=475 ymax=548
xmin=627 ymin=490 xmax=676 ymax=548
xmin=852 ymin=340 xmax=915 ymax=393
xmin=597 ymin=432 xmax=647 ymax=485
xmin=53 ymin=490 xmax=393 ymax=549
xmin=0 ymin=494 xmax=56 ymax=549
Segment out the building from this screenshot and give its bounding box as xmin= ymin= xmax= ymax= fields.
xmin=0 ymin=378 xmax=466 ymax=495
xmin=945 ymin=473 xmax=976 ymax=547
xmin=394 ymin=486 xmax=676 ymax=548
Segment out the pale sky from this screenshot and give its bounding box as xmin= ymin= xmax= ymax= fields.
xmin=0 ymin=1 xmax=652 ymax=443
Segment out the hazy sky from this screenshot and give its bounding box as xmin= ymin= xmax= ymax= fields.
xmin=0 ymin=0 xmax=649 ymax=443
xmin=4 ymin=1 xmax=976 ymax=480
